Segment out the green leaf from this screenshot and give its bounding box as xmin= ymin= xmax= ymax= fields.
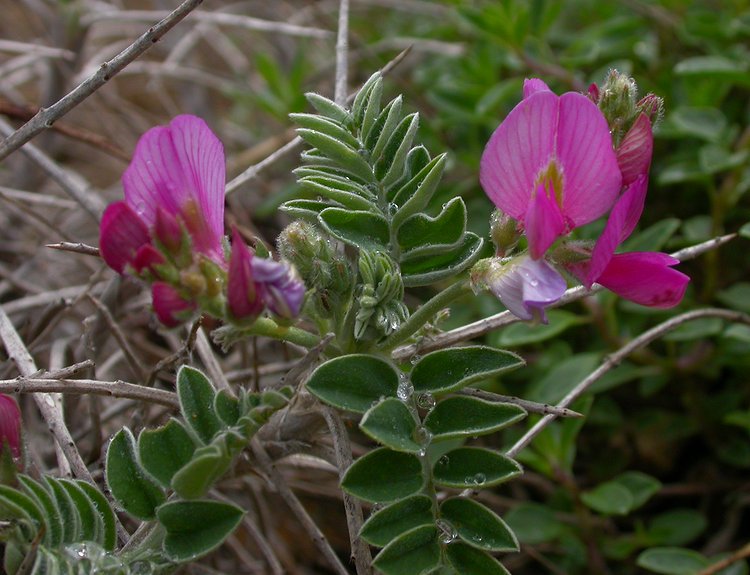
xmin=401 ymin=232 xmax=484 ymax=287
xmin=77 ymin=481 xmax=117 ymax=550
xmin=353 ymin=73 xmax=382 ymax=137
xmin=342 ymin=448 xmax=423 ymax=503
xmin=490 ymin=310 xmax=587 ymax=346
xmin=279 ymin=199 xmax=337 ymax=221
xmin=717 ymin=283 xmax=750 ymax=313
xmin=138 ymin=419 xmax=197 ymax=488
xmin=360 ymin=398 xmax=421 ymax=453
xmin=503 ymin=502 xmax=565 ymax=544
xmin=296 ymin=129 xmax=374 ymax=182
xmin=318 ymin=208 xmax=389 ymax=251
xmin=298 ymin=176 xmax=376 ymax=211
xmin=581 ymin=481 xmax=634 ymax=516
xmin=305 ymin=92 xmax=352 ymax=125
xmin=411 ymin=346 xmax=524 ymax=395
xmin=0 ymin=483 xmax=43 ymax=525
xmin=376 ymin=113 xmax=420 ymax=187
xmin=674 ymin=56 xmax=750 ymax=85
xmin=527 ymin=352 xmax=601 ymax=404
xmin=106 ymin=428 xmax=165 ymax=520
xmin=307 ymin=354 xmax=399 ymax=413
xmin=290 ymin=113 xmax=359 ymax=149
xmin=440 ymin=498 xmax=518 ymax=552
xmin=637 ymin=547 xmax=709 ymax=574
xmin=367 ymin=96 xmax=404 ymax=159
xmin=177 ymin=366 xmax=223 ymax=445
xmin=19 ymin=475 xmax=63 ymax=546
xmin=360 ymin=495 xmax=434 ymax=547
xmin=433 ymin=447 xmax=521 ymax=489
xmin=44 ymin=477 xmax=80 ymax=543
xmin=372 ymin=525 xmax=441 ymax=575
xmin=214 ymin=390 xmax=240 ymax=427
xmin=170 ymin=448 xmax=231 ymax=500
xmin=663 ymin=317 xmax=724 ymax=341
xmin=397 ymin=196 xmax=466 ymax=258
xmin=739 ymin=222 xmax=750 ymax=239
xmin=622 ymin=218 xmax=681 ymax=252
xmin=58 ymin=479 xmax=99 ymax=545
xmin=424 ymin=396 xmax=526 ymax=441
xmin=615 ymin=471 xmax=662 ymax=510
xmin=391 ymin=154 xmax=449 ymax=231
xmin=647 ymin=509 xmax=707 ymax=546
xmin=445 ymin=541 xmax=511 ymax=575
xmin=660 ymin=108 xmax=727 ymax=143
xmin=158 ymin=499 xmax=245 ymax=562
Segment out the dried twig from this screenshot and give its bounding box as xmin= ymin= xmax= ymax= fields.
xmin=195 ymin=326 xmax=231 ymax=391
xmin=0 ymin=0 xmax=205 ymax=162
xmin=459 ymin=388 xmax=582 ymax=418
xmin=45 ymin=242 xmax=100 ymax=257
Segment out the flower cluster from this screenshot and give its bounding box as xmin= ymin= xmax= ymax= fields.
xmin=99 ymin=115 xmax=304 ymax=327
xmin=474 ymin=75 xmax=689 ymax=321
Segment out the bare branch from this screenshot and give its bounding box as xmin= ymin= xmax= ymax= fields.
xmin=0 ymin=0 xmax=205 ymax=162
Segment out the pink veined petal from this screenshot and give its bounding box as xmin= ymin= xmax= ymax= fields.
xmin=0 ymin=394 xmax=21 ymax=458
xmin=523 ymin=78 xmax=551 ymax=99
xmin=122 ymin=115 xmax=225 ymax=259
xmin=525 ymin=183 xmax=566 ymax=259
xmin=597 ymin=252 xmax=689 ymax=308
xmin=617 ymin=113 xmax=653 ymax=186
xmin=227 ymin=229 xmax=264 ymax=320
xmin=584 ymin=175 xmax=649 ymax=287
xmin=154 ymin=206 xmax=183 ymax=253
xmin=151 ymin=282 xmax=196 ymax=327
xmin=556 ymin=92 xmax=622 ymax=226
xmin=99 ymin=201 xmax=150 ymax=273
xmin=132 ymin=244 xmax=166 ymax=274
xmin=480 ymin=90 xmax=559 ymax=220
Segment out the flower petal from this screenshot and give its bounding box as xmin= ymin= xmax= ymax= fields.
xmin=151 ymin=282 xmax=196 ymax=327
xmin=556 ymin=92 xmax=622 ymax=226
xmin=584 ymin=174 xmax=648 ymax=287
xmin=525 ymin=183 xmax=566 ymax=259
xmin=99 ymin=201 xmax=150 ymax=273
xmin=480 ymin=90 xmax=558 ymax=220
xmin=597 ymin=252 xmax=689 ymax=308
xmin=227 ymin=229 xmax=264 ymax=321
xmin=122 ymin=115 xmax=225 ymax=259
xmin=617 ymin=113 xmax=653 ymax=186
xmin=0 ymin=394 xmax=21 ymax=459
xmin=253 ymin=257 xmax=306 ymax=319
xmin=486 ymin=256 xmax=566 ymax=322
xmin=523 ymin=78 xmax=551 ymax=99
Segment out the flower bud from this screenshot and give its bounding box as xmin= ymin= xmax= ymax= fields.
xmin=597 ymin=70 xmax=638 ymax=145
xmin=636 ymin=94 xmax=664 ymax=127
xmin=489 ymin=209 xmax=522 ymax=257
xmin=227 ymin=229 xmax=264 ymax=323
xmin=151 ymin=282 xmax=196 ymax=327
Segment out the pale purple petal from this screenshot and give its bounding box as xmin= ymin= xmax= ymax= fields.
xmin=523 ymin=78 xmax=550 ymax=99
xmin=617 ymin=113 xmax=653 ymax=186
xmin=122 ymin=115 xmax=225 ymax=260
xmin=597 ymin=252 xmax=689 ymax=308
xmin=486 ymin=256 xmax=566 ymax=322
xmin=525 ymin=183 xmax=566 ymax=259
xmin=583 ymin=175 xmax=648 ymax=287
xmin=0 ymin=394 xmax=21 ymax=459
xmin=556 ymin=93 xmax=622 ymax=226
xmin=480 ymin=90 xmax=558 ymax=220
xmin=151 ymin=282 xmax=196 ymax=327
xmin=99 ymin=201 xmax=150 ymax=273
xmin=227 ymin=229 xmax=264 ymax=321
xmin=253 ymin=257 xmax=306 ymax=319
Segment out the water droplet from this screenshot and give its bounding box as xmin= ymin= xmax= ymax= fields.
xmin=467 ymin=472 xmax=486 ymax=486
xmin=388 ymin=202 xmax=399 ymax=216
xmin=417 ymin=393 xmax=435 ymax=410
xmin=397 ymin=379 xmax=413 ymax=401
xmin=134 ymin=201 xmax=147 ymax=215
xmin=529 ymin=278 xmax=539 ymax=287
xmin=414 ymin=426 xmax=433 ymax=446
xmin=45 ymin=395 xmax=56 ymax=408
xmin=439 ymin=455 xmax=450 ymax=466
xmin=410 ymin=354 xmax=422 ymax=365
xmin=437 ymin=519 xmax=457 ymax=544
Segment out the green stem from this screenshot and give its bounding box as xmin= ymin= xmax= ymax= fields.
xmin=379 ymin=279 xmax=472 ymax=353
xmin=245 ymin=318 xmax=323 ymax=349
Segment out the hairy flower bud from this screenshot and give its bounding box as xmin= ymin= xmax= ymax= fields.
xmin=490 ymin=209 xmax=522 ymax=257
xmin=597 ymin=70 xmax=639 ymax=145
xmin=355 ymin=251 xmax=408 ymax=340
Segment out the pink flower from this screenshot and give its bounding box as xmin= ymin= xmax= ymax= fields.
xmin=99 ymin=115 xmax=225 ymax=273
xmin=480 ymin=79 xmax=622 ymax=260
xmin=0 ymin=394 xmax=21 ymax=459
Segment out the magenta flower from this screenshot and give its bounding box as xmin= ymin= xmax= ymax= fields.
xmin=99 ymin=115 xmax=225 ymax=273
xmin=478 ymin=78 xmax=688 ymax=319
xmin=480 ymin=79 xmax=622 ymax=260
xmin=0 ymin=394 xmax=21 ymax=459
